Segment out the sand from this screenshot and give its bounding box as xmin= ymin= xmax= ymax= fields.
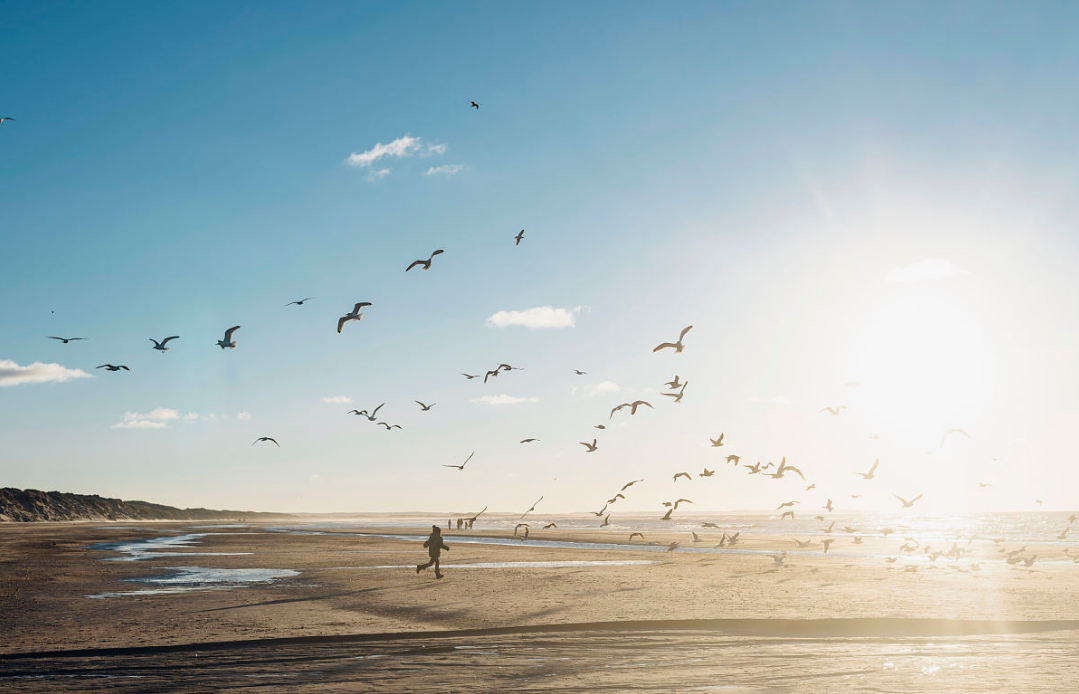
xmin=1 ymin=521 xmax=1078 ymax=691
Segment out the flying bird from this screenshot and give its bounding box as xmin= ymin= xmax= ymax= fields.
xmin=470 ymin=101 xmax=479 ymax=109
xmin=941 ymin=428 xmax=971 ymax=448
xmin=591 ymin=504 xmax=608 ymax=517
xmin=894 ymin=493 xmax=924 ymax=508
xmin=792 ymin=538 xmax=814 ymax=548
xmin=600 ymin=514 xmax=611 ymax=527
xmin=776 ymin=501 xmax=799 ymax=510
xmin=150 ymin=336 xmax=180 ymax=352
xmin=610 ymin=400 xmax=653 ymax=419
xmin=673 ymin=472 xmax=691 ymax=482
xmin=620 ymin=479 xmax=643 ymax=491
xmin=580 ymin=439 xmax=598 ymax=452
xmin=726 ymin=454 xmax=740 ymax=465
xmin=337 ymin=302 xmax=372 ymax=334
xmin=607 ymin=494 xmax=626 ymax=505
xmin=660 ymin=508 xmax=673 ymax=521
xmin=780 ymin=511 xmax=796 ymax=520
xmin=768 ymin=457 xmax=805 ymax=480
xmin=768 ymin=552 xmax=787 ymax=567
xmin=443 ymin=452 xmax=474 ymax=470
xmin=821 ymin=538 xmax=835 ymax=553
xmin=594 ymin=424 xmax=606 ymax=430
xmin=252 ymin=437 xmax=279 ymax=447
xmin=96 ymin=364 xmax=130 ymax=372
xmin=653 ymin=325 xmax=693 ymax=353
xmin=216 ymin=326 xmax=241 ymax=349
xmin=461 ymin=373 xmax=479 ymax=379
xmin=818 ymin=406 xmax=847 ymax=416
xmin=514 ymin=229 xmax=524 ymax=245
xmin=662 ymin=382 xmax=688 ymax=403
xmin=376 ymin=422 xmax=402 ymax=430
xmin=0 ymin=117 xmax=15 ymax=125
xmin=285 ymin=298 xmax=314 ymax=306
xmin=520 ymin=438 xmax=539 ymax=443
xmin=519 ymin=496 xmax=543 ymax=519
xmin=699 ymin=468 xmax=714 ymax=477
xmin=805 ymin=483 xmax=816 ymax=491
xmin=709 ymin=434 xmax=725 ymax=447
xmin=573 ymin=369 xmax=587 ymax=375
xmin=666 ymin=542 xmax=680 ymax=553
xmin=629 ymin=532 xmax=645 ymax=542
xmin=359 ymin=403 xmax=384 ymax=422
xmin=543 ymin=522 xmax=558 ymax=530
xmin=406 ymin=249 xmax=445 ymax=272
xmin=823 ymin=499 xmax=834 ymax=512
xmin=855 ymin=459 xmax=880 ymax=480
xmin=47 ymin=336 xmax=85 ymax=344
xmin=665 ymin=375 xmax=683 ymax=389
xmin=415 ymin=401 xmax=436 ymax=411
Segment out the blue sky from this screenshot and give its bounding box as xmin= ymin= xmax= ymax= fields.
xmin=3 ymin=1 xmax=1079 ymax=514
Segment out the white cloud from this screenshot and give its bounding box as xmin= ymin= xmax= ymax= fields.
xmin=345 ymin=135 xmax=446 ymax=169
xmin=469 ymin=395 xmax=539 ymax=405
xmin=0 ymin=359 xmax=91 ymax=387
xmin=183 ymin=412 xmax=200 ymax=421
xmin=366 ymin=168 xmax=392 ymax=181
xmin=424 ymin=164 xmax=465 ymax=176
xmin=745 ymin=395 xmax=793 ymax=405
xmin=886 ymin=258 xmax=969 ymax=283
xmin=486 ymin=306 xmax=584 ymax=329
xmin=583 ymin=381 xmax=621 ymax=398
xmin=322 ymin=395 xmax=353 ymax=405
xmin=112 ymin=408 xmax=182 ymax=430
xmin=237 ymin=411 xmax=253 ymax=421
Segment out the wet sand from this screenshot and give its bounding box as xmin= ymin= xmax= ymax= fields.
xmin=2 ymin=521 xmax=1078 ymax=691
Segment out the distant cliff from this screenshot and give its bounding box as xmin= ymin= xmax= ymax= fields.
xmin=0 ymin=488 xmax=293 ymax=522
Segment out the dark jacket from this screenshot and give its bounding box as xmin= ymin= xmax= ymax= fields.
xmin=423 ymin=532 xmax=449 ymax=557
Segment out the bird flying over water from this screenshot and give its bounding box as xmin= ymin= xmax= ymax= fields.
xmin=415 ymin=401 xmax=435 ymax=411
xmin=894 ymin=493 xmax=923 ymax=508
xmin=406 ymin=249 xmax=444 ymax=272
xmin=610 ymin=400 xmax=653 ymax=419
xmin=629 ymin=532 xmax=645 ymax=542
xmin=47 ymin=336 xmax=85 ymax=344
xmin=286 ymin=297 xmax=314 ymax=306
xmin=855 ymin=459 xmax=880 ymax=480
xmin=337 ymin=302 xmax=372 ymax=334
xmin=519 ymin=496 xmax=543 ymax=519
xmin=580 ymin=439 xmax=598 ymax=452
xmin=150 ymin=336 xmax=179 ymax=352
xmin=216 ymin=326 xmax=241 ymax=349
xmin=821 ymin=538 xmax=835 ymax=553
xmin=620 ymin=479 xmax=643 ymax=491
xmin=514 ymin=229 xmax=524 ymax=245
xmin=780 ymin=511 xmax=795 ymax=520
xmin=252 ymin=437 xmax=279 ymax=447
xmin=653 ymin=325 xmax=693 ymax=353
xmin=823 ymin=499 xmax=834 ymax=512
xmin=443 ymin=452 xmax=474 ymax=470
xmin=96 ymin=364 xmax=130 ymax=371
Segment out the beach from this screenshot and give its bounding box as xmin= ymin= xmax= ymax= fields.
xmin=2 ymin=517 xmax=1078 ymax=691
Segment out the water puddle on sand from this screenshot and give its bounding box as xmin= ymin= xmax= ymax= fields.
xmin=88 ymin=566 xmax=299 ymax=599
xmin=331 ymin=560 xmax=657 ymax=570
xmin=89 ymin=533 xmax=258 ymax=561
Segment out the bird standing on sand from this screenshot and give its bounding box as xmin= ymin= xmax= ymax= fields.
xmin=580 ymin=439 xmax=598 ymax=452
xmin=443 ymin=452 xmax=474 ymax=470
xmin=653 ymin=325 xmax=693 ymax=353
xmin=96 ymin=364 xmax=130 ymax=372
xmin=406 ymin=249 xmax=444 ymax=272
xmin=514 ymin=229 xmax=524 ymax=245
xmin=47 ymin=336 xmax=85 ymax=344
xmin=337 ymin=302 xmax=372 ymax=334
xmin=252 ymin=437 xmax=279 ymax=447
xmin=150 ymin=336 xmax=180 ymax=352
xmin=216 ymin=326 xmax=241 ymax=349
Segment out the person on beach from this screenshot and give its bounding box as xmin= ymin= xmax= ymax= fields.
xmin=416 ymin=525 xmax=449 ymax=579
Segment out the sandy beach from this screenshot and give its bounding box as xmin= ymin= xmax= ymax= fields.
xmin=2 ymin=519 xmax=1078 ymax=692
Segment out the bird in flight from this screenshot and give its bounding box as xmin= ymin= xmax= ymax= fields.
xmin=699 ymin=468 xmax=714 ymax=477
xmin=940 ymin=427 xmax=971 ymax=448
xmin=701 ymin=522 xmax=720 ymax=529
xmin=600 ymin=514 xmax=611 ymax=528
xmin=805 ymin=483 xmax=816 ymax=491
xmin=96 ymin=364 xmax=130 ymax=372
xmin=356 ymin=403 xmax=384 ymax=422
xmin=823 ymin=499 xmax=834 ymax=512
xmin=47 ymin=336 xmax=85 ymax=344
xmin=768 ymin=457 xmax=805 ymax=480
xmin=216 ymin=326 xmax=241 ymax=349
xmin=821 ymin=538 xmax=835 ymax=554
xmin=285 ymin=297 xmax=314 ymax=306
xmin=745 ymin=462 xmax=763 ymax=475
xmin=0 ymin=117 xmax=15 ymax=125
xmin=776 ymin=500 xmax=799 ymax=510
xmin=665 ymin=375 xmax=683 ymax=389
xmin=514 ymin=229 xmax=525 ymax=245
xmin=415 ymin=401 xmax=436 ymax=411
xmin=780 ymin=511 xmax=795 ymax=520
xmin=543 ymin=522 xmax=558 ymax=530
xmin=620 ymin=479 xmax=643 ymax=491
xmin=150 ymin=336 xmax=180 ymax=352
xmin=337 ymin=302 xmax=372 ymax=334
xmin=673 ymin=472 xmax=692 ymax=482
xmin=377 ymin=422 xmax=402 ymax=430
xmin=591 ymin=504 xmax=608 ymax=517
xmin=519 ymin=496 xmax=543 ymax=519
xmin=726 ymin=454 xmax=740 ymax=466
xmin=594 ymin=424 xmax=606 ymax=429
xmin=894 ymin=493 xmax=923 ymax=508
xmin=855 ymin=459 xmax=880 ymax=480
xmin=818 ymin=406 xmax=847 ymax=416
xmin=580 ymin=439 xmax=598 ymax=452
xmin=610 ymin=400 xmax=653 ymax=419
xmin=574 ymin=369 xmax=587 ymax=375
xmin=662 ymin=382 xmax=688 ymax=403
xmin=406 ymin=249 xmax=444 ymax=272
xmin=606 ymin=493 xmax=625 ymax=505
xmin=653 ymin=325 xmax=693 ymax=353
xmin=768 ymin=552 xmax=787 ymax=567
xmin=470 ymin=101 xmax=479 ymax=109
xmin=520 ymin=438 xmax=539 ymax=444
xmin=792 ymin=538 xmax=814 ymax=548
xmin=629 ymin=532 xmax=645 ymax=542
xmin=461 ymin=373 xmax=479 ymax=379
xmin=252 ymin=437 xmax=279 ymax=447
xmin=709 ymin=433 xmax=725 ymax=447
xmin=443 ymin=452 xmax=474 ymax=470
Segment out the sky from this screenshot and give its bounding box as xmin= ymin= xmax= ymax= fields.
xmin=2 ymin=1 xmax=1079 ymax=515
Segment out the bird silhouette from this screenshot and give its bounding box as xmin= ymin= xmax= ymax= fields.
xmin=709 ymin=434 xmax=725 ymax=447
xmin=96 ymin=364 xmax=130 ymax=372
xmin=150 ymin=336 xmax=180 ymax=352
xmin=894 ymin=493 xmax=923 ymax=508
xmin=442 ymin=452 xmax=474 ymax=470
xmin=47 ymin=336 xmax=85 ymax=344
xmin=514 ymin=229 xmax=524 ymax=245
xmin=216 ymin=326 xmax=241 ymax=349
xmin=520 ymin=438 xmax=539 ymax=443
xmin=653 ymin=325 xmax=693 ymax=353
xmin=610 ymin=401 xmax=653 ymax=418
xmin=620 ymin=479 xmax=643 ymax=491
xmin=0 ymin=117 xmax=16 ymax=125
xmin=470 ymin=101 xmax=479 ymax=109
xmin=252 ymin=437 xmax=279 ymax=447
xmin=673 ymin=472 xmax=691 ymax=482
xmin=415 ymin=401 xmax=435 ymax=411
xmin=580 ymin=439 xmax=598 ymax=452
xmin=337 ymin=302 xmax=372 ymax=334
xmin=406 ymin=249 xmax=444 ymax=272
xmin=286 ymin=297 xmax=314 ymax=306
xmin=855 ymin=459 xmax=880 ymax=480
xmin=818 ymin=406 xmax=847 ymax=416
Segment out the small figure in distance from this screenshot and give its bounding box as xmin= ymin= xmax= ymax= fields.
xmin=416 ymin=525 xmax=450 ymax=579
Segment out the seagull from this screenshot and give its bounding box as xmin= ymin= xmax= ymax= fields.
xmin=702 ymin=522 xmax=720 ymax=529
xmin=1069 ymin=514 xmax=1077 ymax=524
xmin=699 ymin=468 xmax=714 ymax=477
xmin=519 ymin=496 xmax=543 ymax=519
xmin=216 ymin=326 xmax=241 ymax=349
xmin=653 ymin=325 xmax=693 ymax=353
xmin=470 ymin=101 xmax=479 ymax=109
xmin=620 ymin=479 xmax=644 ymax=491
xmin=673 ymin=472 xmax=691 ymax=482
xmin=709 ymin=434 xmax=725 ymax=447
xmin=150 ymin=336 xmax=180 ymax=352
xmin=780 ymin=511 xmax=795 ymax=520
xmin=662 ymin=382 xmax=688 ymax=403
xmin=768 ymin=552 xmax=787 ymax=567
xmin=514 ymin=229 xmax=525 ymax=245
xmin=777 ymin=501 xmax=799 ymax=510
xmin=821 ymin=538 xmax=835 ymax=553
xmin=691 ymin=531 xmax=702 ymax=542
xmin=285 ymin=297 xmax=314 ymax=306
xmin=443 ymin=452 xmax=474 ymax=470
xmin=792 ymin=538 xmax=814 ymax=548
xmin=805 ymin=483 xmax=816 ymax=491
xmin=543 ymin=522 xmax=558 ymax=530
xmin=520 ymin=438 xmax=540 ymax=443
xmin=0 ymin=117 xmax=15 ymax=125
xmin=96 ymin=364 xmax=130 ymax=372
xmin=580 ymin=439 xmax=598 ymax=453
xmin=591 ymin=504 xmax=608 ymax=517
xmin=824 ymin=521 xmax=835 ymax=533
xmin=594 ymin=424 xmax=606 ymax=430
xmin=818 ymin=406 xmax=847 ymax=416
xmin=347 ymin=409 xmax=364 ymax=416
xmin=941 ymin=428 xmax=971 ymax=448
xmin=406 ymin=249 xmax=445 ymax=272
xmin=672 ymin=498 xmax=693 ymax=509
xmin=359 ymin=403 xmax=384 ymax=422
xmin=376 ymin=422 xmax=402 ymax=430
xmin=415 ymin=401 xmax=436 ymax=411
xmin=666 ymin=542 xmax=680 ymax=553
xmin=600 ymin=514 xmax=611 ymax=527
xmin=573 ymin=369 xmax=587 ymax=375
xmin=252 ymin=437 xmax=279 ymax=447
xmin=823 ymin=499 xmax=834 ymax=512
xmin=665 ymin=375 xmax=683 ymax=389
xmin=894 ymin=493 xmax=923 ymax=508
xmin=726 ymin=454 xmax=740 ymax=466
xmin=514 ymin=523 xmax=530 ymax=537
xmin=745 ymin=462 xmax=763 ymax=475
xmin=461 ymin=373 xmax=480 ymax=379
xmin=660 ymin=508 xmax=673 ymax=521
xmin=629 ymin=532 xmax=645 ymax=542
xmin=610 ymin=400 xmax=653 ymax=419
xmin=855 ymin=459 xmax=880 ymax=480
xmin=607 ymin=494 xmax=625 ymax=505
xmin=46 ymin=336 xmax=86 ymax=344
xmin=768 ymin=457 xmax=805 ymax=480
xmin=337 ymin=302 xmax=372 ymax=334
